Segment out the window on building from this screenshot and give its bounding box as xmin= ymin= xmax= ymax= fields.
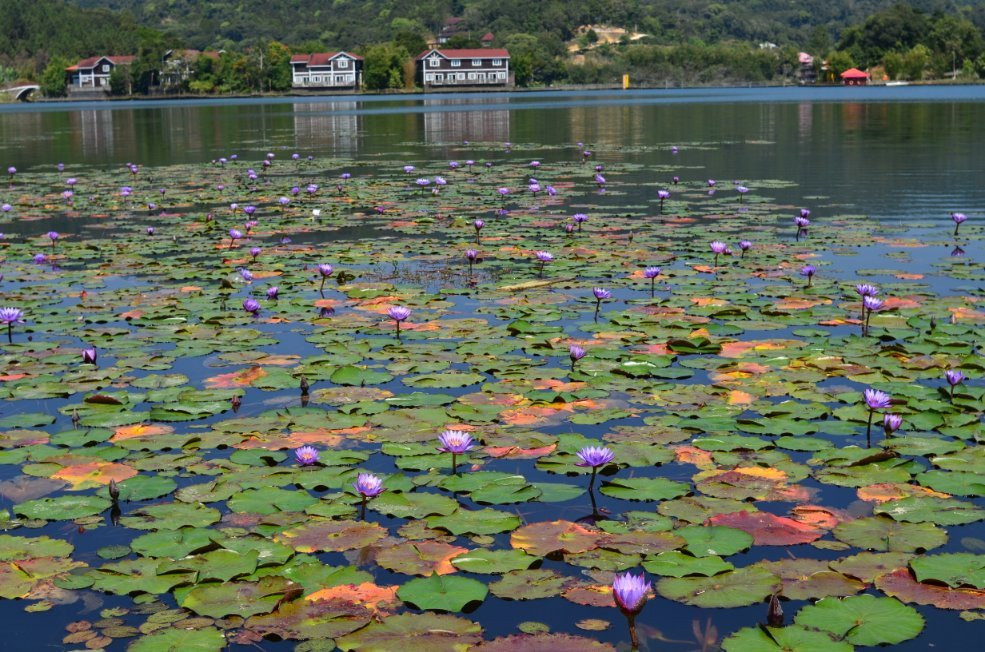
xmin=468 ymin=73 xmax=476 ymax=80
xmin=492 ymin=59 xmax=502 ymax=66
xmin=102 ymin=64 xmax=110 ymax=72
xmin=458 ymin=73 xmax=466 ymax=80
xmin=472 ymin=59 xmax=481 ymax=66
xmin=429 ymin=58 xmax=439 ymax=67
xmin=338 ymin=59 xmax=348 ymax=68
xmin=451 ymin=60 xmax=461 ymax=67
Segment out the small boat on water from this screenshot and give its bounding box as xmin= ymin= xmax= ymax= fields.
xmin=885 ymin=81 xmax=910 ymax=87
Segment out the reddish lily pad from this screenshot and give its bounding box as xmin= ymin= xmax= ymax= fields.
xmin=708 ymin=511 xmax=824 ymax=546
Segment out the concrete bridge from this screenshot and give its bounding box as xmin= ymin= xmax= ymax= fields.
xmin=1 ymin=85 xmax=41 ymax=101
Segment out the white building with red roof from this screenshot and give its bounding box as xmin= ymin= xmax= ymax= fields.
xmin=416 ymin=48 xmax=511 ymax=89
xmin=290 ymin=52 xmax=363 ymax=90
xmin=66 ymin=55 xmax=135 ymax=90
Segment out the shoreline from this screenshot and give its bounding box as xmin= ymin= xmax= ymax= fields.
xmin=17 ymin=78 xmax=985 ymax=105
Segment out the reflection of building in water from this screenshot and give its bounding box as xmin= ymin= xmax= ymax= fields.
xmin=422 ymin=99 xmax=509 ymax=143
xmin=292 ymin=102 xmax=360 ymax=153
xmin=798 ymin=102 xmax=812 ymax=140
xmin=72 ymin=110 xmax=116 ymax=160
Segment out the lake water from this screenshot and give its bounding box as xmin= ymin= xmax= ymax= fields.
xmin=0 ymin=87 xmax=982 ymax=651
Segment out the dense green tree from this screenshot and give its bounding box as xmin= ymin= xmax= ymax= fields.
xmin=362 ymin=42 xmax=409 ymax=90
xmin=394 ymin=31 xmax=428 ymax=58
xmin=39 ymin=55 xmax=71 ymax=97
xmin=825 ymin=50 xmax=856 ymax=77
xmin=108 ymin=65 xmax=130 ymax=95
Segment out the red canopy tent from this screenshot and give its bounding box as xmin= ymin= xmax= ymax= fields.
xmin=840 ymin=68 xmax=869 ymax=85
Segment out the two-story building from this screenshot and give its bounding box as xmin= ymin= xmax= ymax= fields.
xmin=416 ymin=49 xmax=511 ymax=89
xmin=290 ymin=52 xmax=363 ymax=90
xmin=66 ymin=56 xmax=135 ymax=90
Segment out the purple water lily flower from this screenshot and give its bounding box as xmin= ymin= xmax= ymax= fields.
xmin=279 ymin=197 xmax=290 ymax=207
xmin=243 ymin=205 xmax=256 ymax=217
xmin=66 ymin=178 xmax=77 ymax=187
xmin=404 ymin=165 xmax=415 ymax=173
xmin=535 ymin=250 xmax=553 ymax=276
xmin=7 ymin=166 xmax=15 ymax=179
xmin=710 ymin=241 xmax=727 ymax=266
xmin=239 ymin=269 xmax=254 ymax=282
xmin=82 ymin=347 xmax=97 ymax=365
xmin=340 ymin=172 xmax=351 ymax=181
xmin=643 ymin=266 xmax=661 ymax=297
xmin=353 ymin=472 xmax=384 ymax=497
xmin=576 ymin=446 xmax=614 ymax=468
xmin=449 ymin=161 xmax=459 ymax=170
xmin=800 ymin=264 xmax=816 ymax=287
xmin=295 ymin=445 xmax=319 ymax=466
xmin=593 ymin=287 xmax=611 ymax=317
xmin=739 ymin=240 xmax=752 ymax=256
xmin=707 ymin=179 xmax=716 ymax=188
xmin=317 ymin=263 xmax=334 ymax=293
xmin=353 ymin=472 xmax=384 ymax=517
xmin=594 ymin=173 xmax=606 ymax=188
xmin=657 ymin=189 xmax=670 ymax=205
xmin=47 ymin=231 xmax=59 ymax=247
xmin=736 ymin=185 xmax=749 ymax=200
xmin=671 ymin=146 xmax=679 ymax=154
xmin=530 ymin=160 xmax=540 ymax=168
xmin=388 ymin=305 xmax=411 ymax=337
xmin=474 ymin=219 xmax=484 ymax=233
xmin=573 ymin=214 xmax=588 ymax=232
xmin=33 ymin=253 xmax=46 ymax=264
xmin=945 ymin=369 xmax=965 ymax=400
xmin=613 ymin=571 xmax=650 ymax=648
xmin=863 ymin=388 xmax=891 ymax=442
xmin=951 ymin=212 xmax=967 ymax=235
xmin=529 ymin=182 xmax=541 ymax=195
xmin=438 ymin=429 xmax=475 ymax=473
xmin=569 ymin=344 xmax=586 ymax=370
xmin=250 ymin=247 xmax=261 ymax=260
xmin=672 ymin=175 xmax=680 ymax=184
xmin=864 ymin=388 xmax=892 ymax=410
xmin=564 ymin=223 xmax=575 ymax=234
xmin=1 ymin=204 xmax=11 ymax=213
xmin=120 ymin=186 xmax=132 ymax=198
xmin=266 ymin=286 xmax=279 ymax=299
xmin=465 ymin=248 xmax=479 ymax=276
xmin=243 ymin=298 xmax=261 ymax=316
xmin=862 ymin=295 xmax=883 ymax=335
xmin=883 ymin=414 xmax=903 ymax=437
xmin=228 ymin=228 xmax=243 ymax=247
xmin=0 ymin=307 xmax=25 ymax=343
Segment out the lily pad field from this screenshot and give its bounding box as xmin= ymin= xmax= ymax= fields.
xmin=0 ymin=92 xmax=983 ymax=651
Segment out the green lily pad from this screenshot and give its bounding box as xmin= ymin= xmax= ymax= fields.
xmin=15 ymin=495 xmax=112 ymax=520
xmin=833 ymin=516 xmax=948 ymax=552
xmin=910 ymin=553 xmax=985 ymax=589
xmin=396 ymin=572 xmax=488 ymax=611
xmin=127 ymin=627 xmax=227 ymax=652
xmin=794 ymin=594 xmax=924 ymax=646
xmin=657 ymin=565 xmax=780 ymax=607
xmin=722 ymin=625 xmax=853 ymax=652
